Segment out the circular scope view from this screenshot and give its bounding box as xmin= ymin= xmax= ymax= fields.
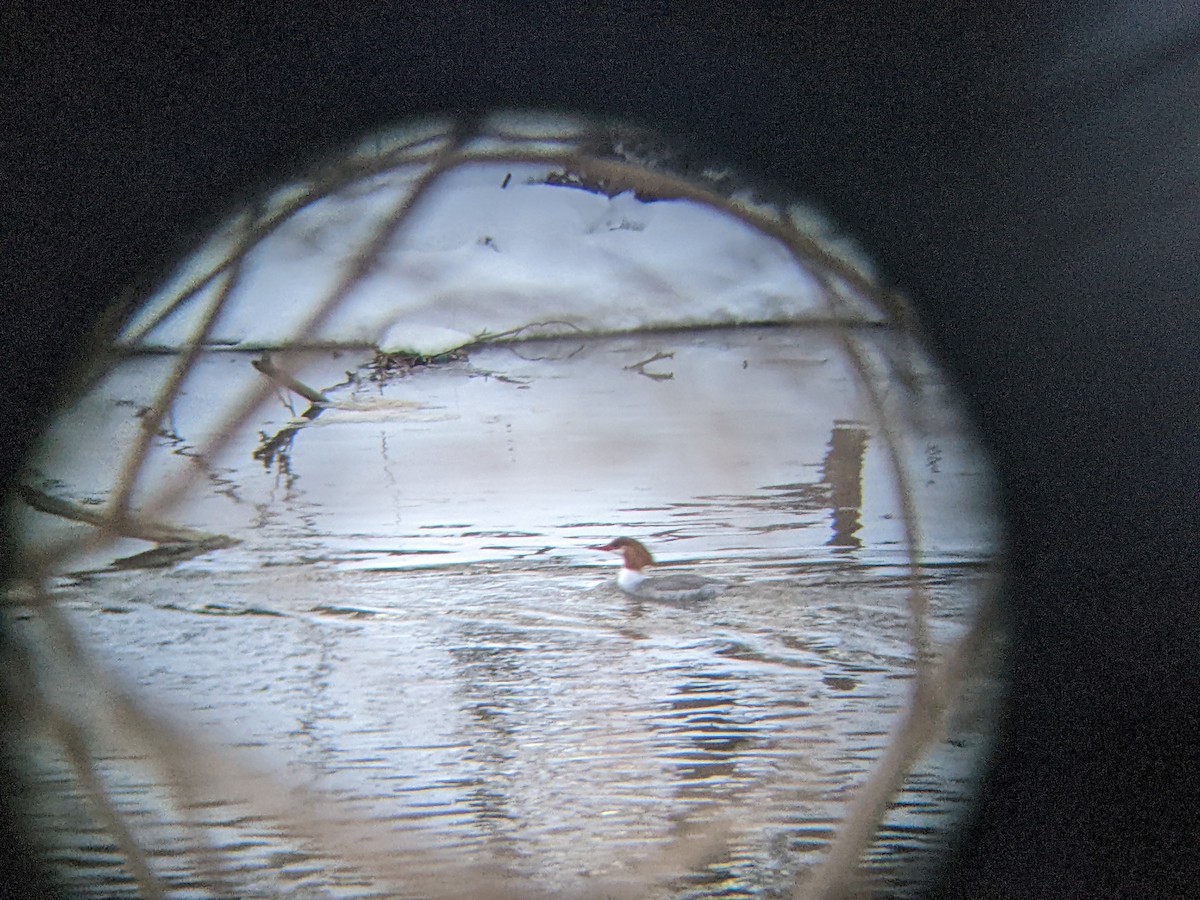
xmin=5 ymin=114 xmax=1004 ymax=898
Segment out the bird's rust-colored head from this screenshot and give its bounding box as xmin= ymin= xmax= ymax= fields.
xmin=592 ymin=537 xmax=655 ymax=571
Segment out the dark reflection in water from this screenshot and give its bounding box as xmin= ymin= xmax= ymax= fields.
xmin=659 ymin=671 xmax=753 ymax=785
xmin=447 ymin=627 xmax=528 ymax=841
xmin=823 ymin=423 xmax=869 ymax=549
xmin=740 ymin=421 xmax=868 ymax=551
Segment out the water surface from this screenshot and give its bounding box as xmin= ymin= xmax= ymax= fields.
xmin=10 ymin=324 xmax=1002 ymax=897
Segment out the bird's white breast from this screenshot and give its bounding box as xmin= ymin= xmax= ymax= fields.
xmin=617 ymin=567 xmax=647 ymax=593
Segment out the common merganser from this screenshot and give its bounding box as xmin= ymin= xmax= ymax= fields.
xmin=593 ymin=537 xmax=726 ymax=601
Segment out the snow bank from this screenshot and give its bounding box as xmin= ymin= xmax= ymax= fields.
xmin=118 ymin=161 xmax=871 ymax=353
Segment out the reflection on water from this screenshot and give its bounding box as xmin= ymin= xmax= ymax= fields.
xmin=11 ymin=561 xmax=999 ymax=897
xmin=18 ymin=326 xmax=996 ymax=575
xmin=7 ymin=325 xmax=1002 ymax=897
xmin=825 ymin=424 xmax=868 ymax=549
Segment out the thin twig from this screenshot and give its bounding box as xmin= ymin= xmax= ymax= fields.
xmin=109 ymin=242 xmax=248 ymax=521
xmin=251 ymin=355 xmax=330 ymax=405
xmin=473 ymin=319 xmax=586 ymax=344
xmin=624 ymin=350 xmax=675 ymax=380
xmin=17 ymin=484 xmax=237 ymax=549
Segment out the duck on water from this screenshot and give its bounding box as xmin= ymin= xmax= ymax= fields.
xmin=593 ymin=537 xmax=726 ymax=601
